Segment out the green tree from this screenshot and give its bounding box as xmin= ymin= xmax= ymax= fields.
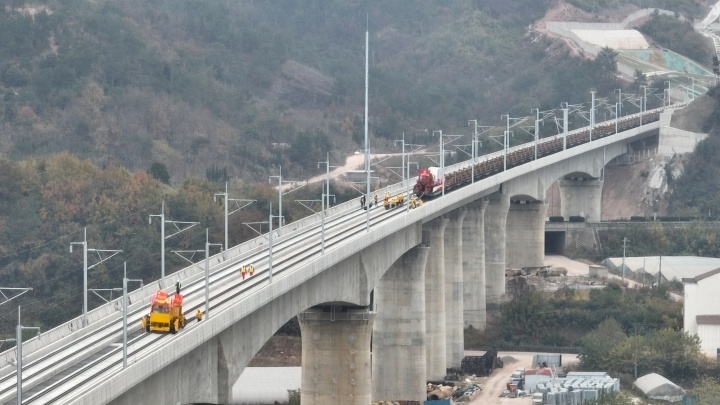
xmin=633 ymin=69 xmax=647 ymax=92
xmin=578 ymin=318 xmax=627 ymax=371
xmin=691 ymin=377 xmax=720 ymax=405
xmin=594 ymin=391 xmax=642 ymax=405
xmin=500 ymin=279 xmax=552 ymax=345
xmin=148 ymin=162 xmax=170 ymax=184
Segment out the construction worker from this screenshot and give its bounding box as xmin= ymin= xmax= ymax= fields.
xmin=241 ymin=265 xmax=247 ymax=280
xmin=196 ymin=309 xmax=203 ymax=322
xmin=374 ymin=194 xmax=378 ymax=207
xmin=175 ymin=280 xmax=181 ymax=295
xmin=360 ymin=195 xmax=366 ymax=210
xmin=249 ymin=264 xmax=255 ymax=276
xmin=384 ymin=191 xmax=390 ymax=207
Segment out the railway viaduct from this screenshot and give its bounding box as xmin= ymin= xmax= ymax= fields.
xmin=1 ymin=109 xmax=672 ymax=405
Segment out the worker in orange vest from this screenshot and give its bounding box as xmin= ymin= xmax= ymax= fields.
xmin=241 ymin=265 xmax=247 ymax=280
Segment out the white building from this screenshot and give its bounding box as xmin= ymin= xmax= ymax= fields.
xmin=682 ymin=268 xmax=720 ymax=358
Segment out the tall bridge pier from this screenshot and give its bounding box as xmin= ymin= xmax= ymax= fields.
xmin=299 ymin=307 xmax=375 ymax=405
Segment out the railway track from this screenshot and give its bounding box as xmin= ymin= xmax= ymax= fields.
xmin=0 ymin=106 xmax=669 ymax=403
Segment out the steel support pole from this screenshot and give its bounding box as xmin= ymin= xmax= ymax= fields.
xmin=562 ymin=106 xmax=568 ymax=150
xmin=123 ymin=264 xmax=127 ymax=368
xmin=469 ymin=120 xmax=477 ymax=183
xmin=269 ymin=203 xmax=274 ymax=283
xmin=82 ymin=228 xmax=88 ymax=326
xmin=590 ymin=90 xmax=595 ymax=141
xmin=440 ymin=130 xmax=445 ymax=197
xmin=364 ymin=28 xmax=370 ymax=232
xmin=16 ymin=308 xmax=21 ymax=405
xmin=615 ymin=103 xmax=619 ymax=134
xmin=205 ymin=229 xmax=210 ymax=319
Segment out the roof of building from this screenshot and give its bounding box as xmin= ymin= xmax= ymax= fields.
xmin=682 ymin=267 xmax=720 ymax=283
xmin=602 ymin=256 xmax=720 ymax=282
xmin=634 ymin=373 xmax=686 ymax=402
xmin=525 ymin=368 xmax=554 ymax=376
xmin=570 ymin=29 xmax=649 ymax=49
xmin=566 ymin=371 xmax=610 ymax=378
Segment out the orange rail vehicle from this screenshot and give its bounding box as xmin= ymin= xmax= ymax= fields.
xmin=141 ymin=290 xmax=186 ymax=333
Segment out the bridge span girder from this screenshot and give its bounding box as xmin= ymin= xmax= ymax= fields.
xmin=104 ymin=222 xmax=424 ymax=405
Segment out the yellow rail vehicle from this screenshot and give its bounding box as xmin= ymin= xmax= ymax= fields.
xmin=383 ymin=193 xmax=406 ymax=209
xmin=141 ymin=290 xmax=186 ymax=334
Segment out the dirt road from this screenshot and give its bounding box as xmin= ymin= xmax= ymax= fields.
xmin=466 ymin=351 xmax=578 ymax=405
xmin=280 ymin=152 xmax=398 ymax=191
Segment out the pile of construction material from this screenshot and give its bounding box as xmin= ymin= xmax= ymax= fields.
xmin=452 ymin=380 xmax=482 ymax=403
xmin=427 ymin=383 xmax=455 ymax=401
xmin=535 ymin=374 xmax=620 ymax=405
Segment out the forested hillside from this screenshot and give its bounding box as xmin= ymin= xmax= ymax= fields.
xmin=0 ymin=0 xmax=704 ymax=183
xmin=0 ymin=0 xmax=715 ymax=338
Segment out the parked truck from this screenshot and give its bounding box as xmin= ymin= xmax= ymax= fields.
xmin=141 ymin=289 xmax=186 ymax=333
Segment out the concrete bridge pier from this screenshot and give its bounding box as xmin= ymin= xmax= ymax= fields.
xmin=444 ymin=210 xmax=466 ymax=369
xmin=462 ymin=199 xmax=489 ymax=330
xmin=558 ymin=178 xmax=603 ymax=221
xmin=299 ymin=307 xmax=375 ymax=405
xmin=423 ymin=217 xmax=449 ymax=380
xmin=506 ymin=201 xmax=548 ymax=269
xmin=485 ymin=192 xmax=510 ymax=304
xmin=372 ymin=246 xmax=430 ymax=402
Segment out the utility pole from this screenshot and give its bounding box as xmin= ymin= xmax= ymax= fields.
xmin=639 ymin=87 xmax=645 ymax=126
xmin=501 ymin=115 xmax=509 ymax=171
xmin=317 ymin=153 xmax=337 ymax=254
xmin=468 ymin=120 xmax=477 ymax=183
xmin=123 ymin=262 xmax=143 ymax=368
xmin=150 ymin=202 xmax=199 ymax=280
xmin=615 ymin=88 xmax=623 ymax=119
xmin=622 ymin=237 xmax=629 ymax=284
xmin=269 ymin=202 xmax=283 ymax=283
xmin=70 ymin=228 xmax=122 ymax=327
xmin=16 ymin=306 xmax=40 ymax=405
xmin=214 ymin=182 xmax=255 ymax=257
xmin=364 ymin=22 xmax=371 ymax=232
xmin=561 ymin=103 xmax=569 ymax=150
xmin=532 ymin=108 xmax=543 ymax=159
xmin=466 ymin=120 xmax=491 ymax=183
xmin=269 ymin=167 xmax=284 ymax=232
xmin=590 ymin=90 xmax=596 ymax=141
xmin=615 ymin=102 xmax=619 ymax=134
xmin=433 ymin=130 xmax=445 ymax=196
xmin=204 ymin=229 xmax=222 ymax=319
